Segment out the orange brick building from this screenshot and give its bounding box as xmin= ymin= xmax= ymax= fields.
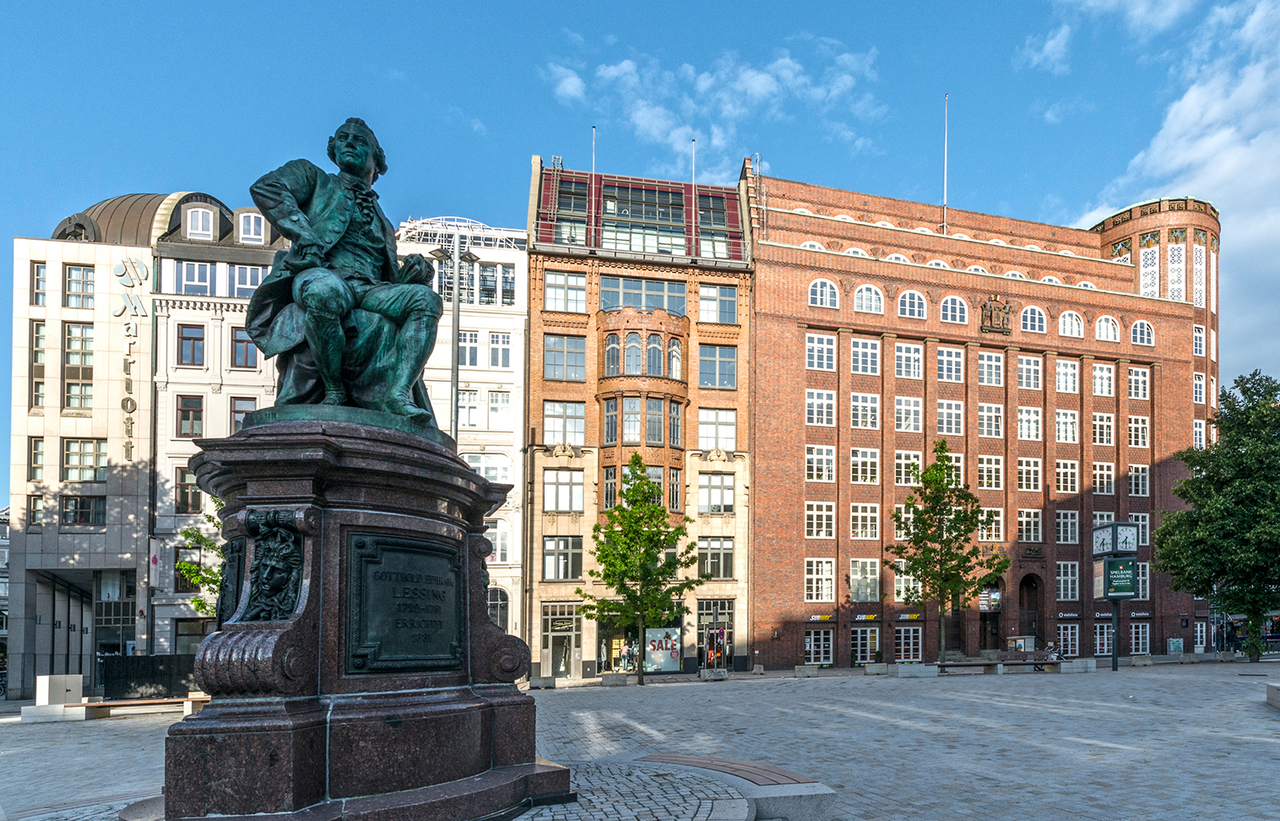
xmin=522 ymin=157 xmax=753 ymax=680
xmin=744 ymin=161 xmax=1219 ymax=667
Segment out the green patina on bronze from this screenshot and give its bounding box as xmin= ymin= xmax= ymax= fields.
xmin=246 ymin=118 xmax=444 ymax=433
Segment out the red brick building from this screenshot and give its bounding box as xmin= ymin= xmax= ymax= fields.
xmin=744 ymin=162 xmax=1219 ymax=667
xmin=523 ymin=157 xmax=753 ymax=680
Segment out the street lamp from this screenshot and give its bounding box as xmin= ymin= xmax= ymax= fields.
xmin=429 ymin=238 xmax=480 ymax=441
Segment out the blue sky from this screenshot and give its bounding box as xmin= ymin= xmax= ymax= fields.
xmin=3 ymin=1 xmax=1278 ymax=500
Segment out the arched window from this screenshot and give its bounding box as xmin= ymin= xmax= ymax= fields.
xmin=1059 ymin=311 xmax=1083 ymax=338
xmin=967 ymin=265 xmax=989 ymax=274
xmin=915 ymin=227 xmax=935 ymax=234
xmin=1005 ymin=271 xmax=1026 ymax=279
xmin=794 ymin=208 xmax=813 ymax=215
xmin=625 ymin=333 xmax=642 ymax=374
xmin=854 ymin=284 xmax=884 ymax=314
xmin=989 ymin=238 xmax=1007 ymax=246
xmin=875 ymin=220 xmax=894 ymax=228
xmin=940 ymin=296 xmax=968 ymax=324
xmin=885 ymin=253 xmax=910 ymax=263
xmin=1021 ymin=306 xmax=1046 ymax=333
xmin=1058 ymin=249 xmax=1075 ymax=256
xmin=1024 ymin=244 xmax=1042 ymax=251
xmin=844 ymin=247 xmax=870 ymax=257
xmin=1077 ymin=281 xmax=1096 ymax=289
xmin=1041 ymin=276 xmax=1062 ymax=284
xmin=898 ymin=290 xmax=926 ymax=319
xmin=186 ymin=207 xmax=214 ymax=240
xmin=809 ymin=279 xmax=838 ymax=308
xmin=487 ymin=588 xmax=509 ymax=632
xmin=668 ymin=339 xmax=682 ymax=380
xmin=927 ymin=259 xmax=949 ymax=268
xmin=835 ymin=214 xmax=855 ymax=222
xmin=1095 ymin=316 xmax=1120 ymax=342
xmin=800 ymin=241 xmax=825 ymax=250
xmin=605 ymin=334 xmax=620 ymax=376
xmin=1131 ymin=321 xmax=1154 ymax=346
xmin=647 ymin=334 xmax=663 ymax=376
xmin=952 ymin=233 xmax=971 ymax=239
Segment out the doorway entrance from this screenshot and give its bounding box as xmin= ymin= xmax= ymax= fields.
xmin=1018 ymin=575 xmax=1042 ymax=644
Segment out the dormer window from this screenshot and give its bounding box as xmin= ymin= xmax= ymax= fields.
xmin=187 ymin=208 xmax=214 ymax=241
xmin=240 ymin=213 xmax=264 ymax=244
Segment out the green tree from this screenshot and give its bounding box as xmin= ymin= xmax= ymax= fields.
xmin=1155 ymin=371 xmax=1280 ymax=662
xmin=576 ymin=453 xmax=709 ymax=684
xmin=175 ymin=501 xmax=224 ymax=617
xmin=888 ymin=440 xmax=1009 ymax=663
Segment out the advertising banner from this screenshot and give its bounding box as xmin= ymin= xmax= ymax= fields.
xmin=1106 ymin=558 xmax=1136 ymax=598
xmin=644 ymin=628 xmax=682 ymax=673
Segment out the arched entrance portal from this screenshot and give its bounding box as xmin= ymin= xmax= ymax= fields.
xmin=1019 ymin=575 xmax=1043 ymax=645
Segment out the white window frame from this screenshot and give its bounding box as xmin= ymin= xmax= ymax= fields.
xmin=978 ymin=352 xmax=1003 ymax=386
xmin=895 ymin=397 xmax=922 ymax=432
xmin=1056 ymin=360 xmax=1078 ymax=394
xmin=850 ymin=393 xmax=879 ymax=429
xmin=850 ymin=449 xmax=879 ymax=484
xmin=805 ymin=502 xmax=836 ymax=539
xmin=977 ymin=455 xmax=1002 ymax=490
xmin=1129 ymin=367 xmax=1149 ymax=400
xmin=978 ymin=404 xmax=1003 ymax=438
xmin=894 ymin=451 xmax=922 ymax=486
xmin=850 ymin=503 xmax=880 ymax=539
xmin=1093 ymin=462 xmax=1115 ymax=496
xmin=1055 ymin=460 xmax=1078 ymax=494
xmin=1129 ymin=465 xmax=1149 ymax=497
xmin=1018 ymin=407 xmax=1042 ymax=441
xmin=1093 ymin=363 xmax=1114 ymax=397
xmin=850 ymin=339 xmax=880 ymax=374
xmin=895 ymin=343 xmax=923 ymax=380
xmin=1056 ymin=561 xmax=1079 ymax=601
xmin=806 ymin=333 xmax=837 ymax=371
xmin=805 ymin=445 xmax=836 ymax=483
xmin=937 ymin=347 xmax=964 ymax=382
xmin=937 ymin=400 xmax=963 ymax=436
xmin=850 ymin=559 xmax=880 ymax=603
xmin=806 ymin=390 xmax=836 ymax=427
xmin=805 ymin=558 xmax=836 ymax=602
xmin=1017 ymin=355 xmax=1042 ymax=390
xmin=1056 ymin=510 xmax=1079 ymax=544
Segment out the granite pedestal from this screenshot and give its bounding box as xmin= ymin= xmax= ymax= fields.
xmin=159 ymin=412 xmax=571 ymax=820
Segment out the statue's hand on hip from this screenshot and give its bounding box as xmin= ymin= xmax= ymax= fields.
xmin=398 ymin=253 xmax=431 ymax=286
xmin=284 ymin=240 xmax=325 ymax=273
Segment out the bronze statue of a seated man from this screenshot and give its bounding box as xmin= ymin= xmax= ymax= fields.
xmin=245 ymin=118 xmax=442 ymax=425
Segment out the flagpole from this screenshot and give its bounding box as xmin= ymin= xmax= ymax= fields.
xmin=943 ymin=93 xmax=949 ymax=236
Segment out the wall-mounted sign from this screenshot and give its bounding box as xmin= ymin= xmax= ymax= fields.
xmin=808 ymin=614 xmax=834 ymax=622
xmin=851 ymin=614 xmax=879 ymax=622
xmin=897 ymin=613 xmax=924 ymax=621
xmin=978 ymin=588 xmax=1002 ymax=612
xmin=1056 ymin=612 xmax=1079 ymax=619
xmin=1106 ymin=559 xmax=1136 ymax=599
xmin=1094 ymin=612 xmax=1112 ymax=619
xmin=1129 ymin=611 xmax=1151 ymax=618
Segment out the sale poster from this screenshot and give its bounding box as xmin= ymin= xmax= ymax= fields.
xmin=644 ymin=628 xmax=683 ymax=673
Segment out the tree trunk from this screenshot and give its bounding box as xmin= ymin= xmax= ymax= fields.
xmin=636 ymin=615 xmax=646 ymax=685
xmin=937 ymin=601 xmax=946 ymax=664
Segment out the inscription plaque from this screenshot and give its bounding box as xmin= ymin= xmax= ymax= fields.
xmin=347 ymin=533 xmax=463 ymax=673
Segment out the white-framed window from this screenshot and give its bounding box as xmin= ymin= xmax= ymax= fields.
xmin=850 ymin=393 xmax=879 ymax=429
xmin=1093 ymin=364 xmax=1114 ymax=397
xmin=894 ymin=451 xmax=922 ymax=486
xmin=1093 ymin=462 xmax=1115 ymax=495
xmin=1132 ymin=513 xmax=1150 ymax=546
xmin=1129 ymin=416 xmax=1149 ymax=448
xmin=854 ymin=284 xmax=884 ymax=313
xmin=545 ymin=271 xmax=587 ymax=312
xmin=1094 ymin=511 xmax=1114 ymax=528
xmin=977 ymin=455 xmax=1002 ymax=490
xmin=456 ymin=390 xmax=481 ymax=428
xmin=850 ymin=339 xmax=880 ymax=374
xmin=944 ymin=452 xmax=965 ymax=487
xmin=1140 ymin=243 xmax=1160 ymax=297
xmin=895 ymin=343 xmax=923 ymax=379
xmin=894 ymin=503 xmax=913 ymax=540
xmin=850 ymin=449 xmax=879 ymax=484
xmin=809 ymin=279 xmax=839 ymax=308
xmin=1056 ymin=410 xmax=1079 ymax=444
xmin=1095 ymin=316 xmax=1120 ymax=342
xmin=1056 ymin=561 xmax=1079 ymax=600
xmin=895 ymin=625 xmax=923 ymax=662
xmin=1017 ymin=355 xmax=1041 ymax=390
xmin=1131 ymin=321 xmax=1154 ymax=346
xmin=1018 ymin=407 xmax=1042 ymax=441
xmin=486 ymin=518 xmax=511 ymax=563
xmin=1194 ymin=420 xmax=1205 ymax=449
xmin=179 ymin=261 xmax=213 ymax=295
xmin=698 ymin=473 xmax=735 ymax=514
xmin=233 ymin=265 xmax=264 ymax=297
xmin=937 ymin=400 xmax=964 ymax=435
xmin=940 ymin=295 xmax=968 ymax=324
xmin=1129 ymin=367 xmax=1149 ymax=400
xmin=1095 ymin=623 xmax=1114 ymax=656
xmin=1211 ymin=376 xmax=1217 ymax=408
xmin=1057 ymin=360 xmax=1078 ymax=393
xmin=1131 ymin=622 xmax=1150 ymax=655
xmin=543 ymin=401 xmax=586 ymax=445
xmin=805 ymin=445 xmax=836 ymax=482
xmin=1193 ymin=373 xmax=1205 ymax=404
xmin=978 ymin=403 xmax=1003 ymax=438
xmin=1058 ymin=623 xmax=1080 ymax=658
xmin=488 ymin=391 xmax=512 ymax=429
xmin=1018 ymin=509 xmax=1042 ymax=543
xmin=1195 ymin=621 xmax=1207 ymax=651
xmin=978 ymin=351 xmax=1003 ymax=386
xmin=1017 ymin=458 xmax=1041 ymax=492
xmin=804 ymin=628 xmax=834 ymax=665
xmin=542 ymin=468 xmax=584 ymax=512
xmin=1169 ymin=242 xmax=1187 ymax=301
xmin=1056 ymin=460 xmax=1078 ymax=494
xmin=851 ymin=626 xmax=880 ymax=664
xmin=698 ymin=408 xmax=736 ymax=450
xmin=850 ymin=559 xmax=880 ymax=603
xmin=490 ymin=332 xmax=511 ymax=368
xmin=979 ymin=509 xmax=1003 ymax=542
xmin=895 ymin=397 xmax=922 ymax=432
xmin=462 ymin=453 xmax=511 ymax=484
xmin=186 ymin=207 xmax=214 ymax=240
xmin=898 ymin=290 xmax=926 ymax=319
xmin=239 ymin=212 xmax=264 ymax=244
xmin=1056 ymin=510 xmax=1078 ymax=544
xmin=1210 ymin=328 xmax=1217 ymax=360
xmin=851 ymin=503 xmax=880 ymax=539
xmin=806 ymin=390 xmax=836 ymax=426
xmin=1059 ymin=311 xmax=1084 ymax=337
xmin=1021 ymin=306 xmax=1046 ymax=333
xmin=805 ymin=502 xmax=836 ymax=539
xmin=893 ymin=560 xmax=922 ymax=602
xmin=807 ymin=334 xmax=837 ymax=370
xmin=937 ymin=347 xmax=964 ymax=382
xmin=1129 ymin=464 xmax=1149 ymax=497
xmin=458 ymin=331 xmax=480 ymax=367
xmin=1092 ymin=413 xmax=1114 ymax=446
xmin=805 ymin=558 xmax=836 ymax=602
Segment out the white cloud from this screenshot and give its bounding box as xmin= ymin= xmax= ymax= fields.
xmin=1076 ymin=0 xmax=1280 ymax=381
xmin=471 ymin=119 xmax=487 ymax=136
xmin=1042 ymin=97 xmax=1097 ymax=125
xmin=555 ymin=42 xmax=883 ymax=182
xmin=1016 ymin=23 xmax=1073 ymax=75
xmin=547 ymin=63 xmax=586 ymax=105
xmin=1058 ymin=0 xmax=1201 ymax=33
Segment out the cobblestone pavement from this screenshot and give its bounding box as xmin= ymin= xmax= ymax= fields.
xmin=2 ymin=663 xmax=1277 ymax=821
xmin=515 ymin=763 xmax=744 ymax=821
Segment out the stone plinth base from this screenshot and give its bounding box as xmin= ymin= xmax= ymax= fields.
xmin=891 ymin=664 xmax=938 ymax=678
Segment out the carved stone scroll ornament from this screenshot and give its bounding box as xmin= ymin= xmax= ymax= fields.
xmin=242 ymin=510 xmax=305 ymax=622
xmin=469 ymin=533 xmax=531 ymax=684
xmin=215 ymin=537 xmax=246 ymax=627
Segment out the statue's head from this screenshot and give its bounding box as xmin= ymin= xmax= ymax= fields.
xmin=328 ymin=117 xmax=388 ymax=184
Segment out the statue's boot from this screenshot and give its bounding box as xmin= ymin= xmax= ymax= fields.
xmin=303 ymin=309 xmax=347 ymax=405
xmin=378 ymin=310 xmax=436 ymax=421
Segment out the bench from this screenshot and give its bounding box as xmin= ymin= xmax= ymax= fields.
xmin=636 ymin=754 xmax=836 ymax=821
xmin=997 ymin=651 xmax=1064 ymax=672
xmin=22 ymin=694 xmax=209 ymax=722
xmin=937 ymin=660 xmax=1004 ymax=675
